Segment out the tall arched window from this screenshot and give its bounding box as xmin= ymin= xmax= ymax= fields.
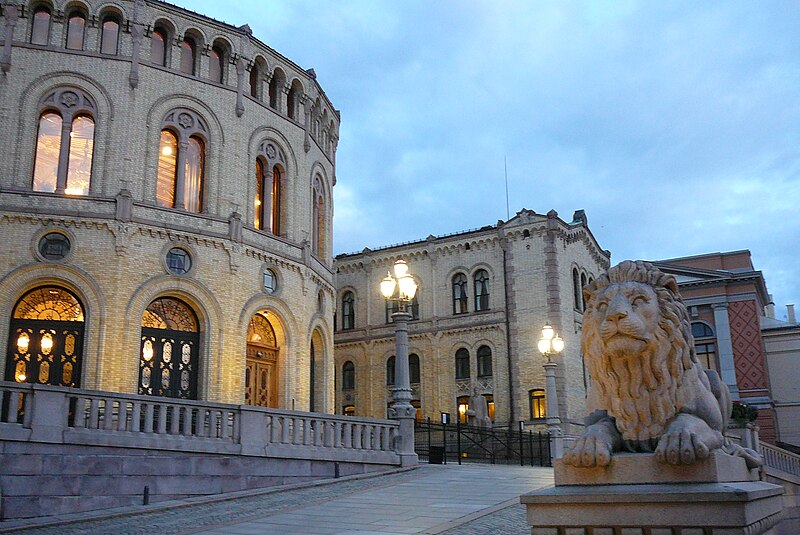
xmin=342 ymin=291 xmax=355 ymax=330
xmin=452 ymin=273 xmax=468 ymax=314
xmin=386 ymin=356 xmax=395 ymax=386
xmin=271 ymin=165 xmax=283 ymax=234
xmin=312 ymin=175 xmax=326 ymax=257
xmin=180 ymin=37 xmax=196 ymax=75
xmin=100 ymin=14 xmax=120 ymax=55
xmin=580 ymin=273 xmax=588 ymax=311
xmin=6 ymin=286 xmax=85 ymax=388
xmin=139 ymin=297 xmax=200 ymax=399
xmin=150 ymin=27 xmax=168 ymax=65
xmin=342 ymin=361 xmax=355 ymax=390
xmin=477 ymin=345 xmax=492 ymax=377
xmin=65 ymin=11 xmax=86 ymax=50
xmin=30 ymin=5 xmax=51 ymax=45
xmin=269 ymin=68 xmax=285 ymax=110
xmin=455 ymin=348 xmax=470 ymax=379
xmin=409 ymin=353 xmax=420 ymax=384
xmin=156 ymin=109 xmax=208 ymax=213
xmin=573 ymin=268 xmax=582 ymax=311
xmin=474 ymin=269 xmax=490 ymax=311
xmin=287 ymin=80 xmax=302 ymax=120
xmin=249 ymin=66 xmax=259 ymax=97
xmin=254 ymin=158 xmax=265 ymax=229
xmin=209 ymin=44 xmax=225 ymax=83
xmin=32 ymin=87 xmax=96 ymax=196
xmin=253 ymin=140 xmax=287 ymax=235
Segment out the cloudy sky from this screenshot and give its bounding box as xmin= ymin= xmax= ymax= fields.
xmin=179 ymin=0 xmax=800 ymax=319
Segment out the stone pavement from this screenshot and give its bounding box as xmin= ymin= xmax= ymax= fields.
xmin=1 ymin=464 xmax=552 ymax=535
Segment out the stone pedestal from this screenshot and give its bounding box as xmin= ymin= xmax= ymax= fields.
xmin=521 ymin=453 xmax=784 ymax=535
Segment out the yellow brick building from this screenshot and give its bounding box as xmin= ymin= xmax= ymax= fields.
xmin=0 ymin=0 xmax=336 ymax=411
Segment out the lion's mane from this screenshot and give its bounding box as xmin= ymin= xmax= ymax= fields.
xmin=582 ymin=260 xmax=702 ymax=446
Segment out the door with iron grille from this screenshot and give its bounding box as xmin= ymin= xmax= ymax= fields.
xmin=5 ymin=287 xmax=84 ymax=387
xmin=139 ymin=297 xmax=199 ymax=399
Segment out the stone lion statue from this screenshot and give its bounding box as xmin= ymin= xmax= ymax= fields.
xmin=563 ymin=260 xmax=761 ymax=469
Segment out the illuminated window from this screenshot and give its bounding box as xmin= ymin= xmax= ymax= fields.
xmin=342 ymin=361 xmax=355 ymax=390
xmin=474 ymin=270 xmax=490 ymax=311
xmin=342 ymin=291 xmax=355 ymax=330
xmin=156 ymin=109 xmax=207 ymax=212
xmin=455 ymin=348 xmax=470 ymax=379
xmin=483 ymin=394 xmax=495 ymax=422
xmin=271 ymin=166 xmax=282 ymax=235
xmin=343 ymin=405 xmax=355 ymax=416
xmin=32 ymin=88 xmax=96 ymax=196
xmin=151 ymin=27 xmax=167 ymax=65
xmin=411 ymin=400 xmax=422 ymax=421
xmin=312 ymin=175 xmax=326 ymax=257
xmin=529 ymin=389 xmax=546 ymax=420
xmin=477 ymin=345 xmax=492 ymax=377
xmin=166 ymin=247 xmax=191 ymax=275
xmin=100 ymin=15 xmax=119 ymax=55
xmin=457 ymin=396 xmax=469 ymax=424
xmin=452 ymin=273 xmax=468 ymax=314
xmin=38 ymin=233 xmax=70 ymax=261
xmin=65 ymin=11 xmax=85 ymax=50
xmin=30 ymin=6 xmax=50 ymax=45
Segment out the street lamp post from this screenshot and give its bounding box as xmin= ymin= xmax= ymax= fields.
xmin=538 ymin=324 xmax=565 ymax=460
xmin=380 ymin=259 xmax=419 ymax=467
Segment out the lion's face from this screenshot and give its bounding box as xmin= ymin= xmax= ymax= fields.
xmin=589 ymin=281 xmax=660 ymax=359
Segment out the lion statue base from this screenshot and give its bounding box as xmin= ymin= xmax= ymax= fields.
xmin=563 ymin=260 xmax=762 ymax=470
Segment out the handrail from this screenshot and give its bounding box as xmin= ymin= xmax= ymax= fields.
xmin=760 ymin=441 xmax=800 ymax=477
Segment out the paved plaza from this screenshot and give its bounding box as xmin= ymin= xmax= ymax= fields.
xmin=2 ymin=464 xmax=552 ymax=535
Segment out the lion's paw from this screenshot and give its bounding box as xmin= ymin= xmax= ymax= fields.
xmin=655 ymin=430 xmax=710 ymax=465
xmin=563 ymin=435 xmax=612 ymax=468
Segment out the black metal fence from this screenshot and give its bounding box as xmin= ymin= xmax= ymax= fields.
xmin=414 ymin=418 xmax=551 ymax=466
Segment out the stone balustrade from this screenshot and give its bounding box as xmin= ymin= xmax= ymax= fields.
xmin=761 ymin=442 xmax=800 ymax=477
xmin=0 ymin=381 xmax=400 ymax=464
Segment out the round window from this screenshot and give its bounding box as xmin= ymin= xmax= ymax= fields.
xmin=166 ymin=247 xmax=191 ymax=275
xmin=38 ymin=233 xmax=71 ymax=261
xmin=263 ymin=269 xmax=277 ymax=293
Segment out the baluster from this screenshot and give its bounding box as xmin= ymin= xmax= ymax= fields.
xmin=301 ymin=417 xmax=310 ymax=445
xmin=157 ymin=405 xmax=168 ymax=434
xmin=231 ymin=411 xmax=240 ymax=442
xmin=355 ymin=424 xmax=363 ymax=449
xmin=382 ymin=426 xmax=390 ymax=451
xmin=220 ymin=411 xmax=230 ymax=439
xmin=333 ymin=421 xmax=342 ymax=448
xmin=131 ymin=402 xmax=141 ymax=432
xmin=180 ymin=407 xmax=190 ymax=436
xmin=292 ymin=417 xmax=302 ymax=444
xmin=269 ymin=415 xmax=279 ymax=443
xmin=315 ymin=419 xmax=324 ymax=447
xmin=280 ymin=416 xmax=290 ymax=443
xmin=196 ymin=408 xmax=207 ymax=437
xmin=206 ymin=410 xmax=216 ymax=438
xmin=343 ymin=422 xmax=352 ymax=448
xmin=168 ymin=405 xmax=179 ymax=434
xmin=7 ymin=390 xmax=20 ymax=424
xmin=144 ymin=403 xmax=154 ymax=433
xmin=89 ymin=398 xmax=100 ymax=429
xmin=117 ymin=402 xmax=128 ymax=431
xmin=103 ymin=398 xmax=114 ymax=430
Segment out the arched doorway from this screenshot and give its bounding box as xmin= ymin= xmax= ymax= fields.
xmin=5 ymin=286 xmax=85 ymax=387
xmin=245 ymin=313 xmax=279 ymax=407
xmin=139 ymin=297 xmax=200 ymax=399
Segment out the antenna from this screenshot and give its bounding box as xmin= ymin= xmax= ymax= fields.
xmin=504 ymin=156 xmax=510 ymax=220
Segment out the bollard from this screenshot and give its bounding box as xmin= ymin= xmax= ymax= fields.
xmin=143 ymin=485 xmax=150 ymax=506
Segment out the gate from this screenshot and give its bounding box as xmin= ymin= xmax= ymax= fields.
xmin=415 ymin=418 xmax=551 ymax=466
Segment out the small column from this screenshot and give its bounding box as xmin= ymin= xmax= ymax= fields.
xmin=129 ymin=24 xmax=144 ymax=88
xmin=235 ymin=58 xmax=246 ymax=117
xmin=1 ymin=6 xmax=19 ymax=73
xmin=302 ymin=96 xmax=312 ymax=153
xmin=173 ymin=139 xmax=188 ymax=210
xmin=388 ymin=310 xmax=418 ymax=467
xmin=55 ymin=116 xmax=74 ymax=193
xmin=263 ymin=166 xmax=273 ymax=232
xmin=712 ymin=303 xmax=740 ymax=400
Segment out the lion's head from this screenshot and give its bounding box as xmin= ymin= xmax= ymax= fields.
xmin=582 ymin=260 xmax=701 ymax=447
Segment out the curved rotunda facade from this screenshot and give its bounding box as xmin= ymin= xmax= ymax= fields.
xmin=0 ymin=0 xmax=337 ymax=410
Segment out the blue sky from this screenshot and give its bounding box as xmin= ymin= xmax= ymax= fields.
xmin=177 ymin=0 xmax=800 ymax=319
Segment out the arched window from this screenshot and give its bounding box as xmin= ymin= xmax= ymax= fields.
xmin=455 ymin=348 xmax=470 ymax=379
xmin=341 ymin=291 xmax=355 ymax=330
xmin=253 ymin=141 xmax=287 ymax=235
xmin=385 ymin=284 xmax=420 ymax=322
xmin=6 ymin=286 xmax=85 ymax=388
xmin=180 ymin=36 xmax=196 ymax=75
xmin=692 ymin=322 xmax=717 ymax=371
xmin=100 ymin=15 xmax=120 ymax=55
xmin=156 ymin=109 xmax=208 ymax=213
xmin=269 ymin=68 xmax=285 ymax=110
xmin=452 ymin=273 xmax=468 ymax=314
xmin=474 ymin=269 xmax=490 ymax=311
xmin=580 ymin=273 xmax=588 ymax=311
xmin=32 ymin=87 xmax=96 ymax=196
xmin=271 ymin=165 xmax=283 ymax=234
xmin=249 ymin=66 xmax=259 ymax=97
xmin=477 ymin=345 xmax=492 ymax=377
xmin=312 ymin=175 xmax=326 ymax=257
xmin=457 ymin=396 xmax=470 ymax=424
xmin=287 ymin=80 xmax=302 ymax=120
xmin=484 ymin=394 xmax=495 ymax=422
xmin=386 ymin=356 xmax=395 ymax=386
xmin=65 ymin=11 xmax=86 ymax=50
xmin=342 ymin=361 xmax=355 ymax=390
xmin=209 ymin=44 xmax=225 ymax=83
xmin=30 ymin=5 xmax=51 ymax=45
xmin=139 ymin=297 xmax=200 ymax=399
xmin=150 ymin=27 xmax=168 ymax=65
xmin=529 ymin=389 xmax=546 ymax=420
xmin=409 ymin=353 xmax=420 ymax=384
xmin=573 ymin=268 xmax=582 ymax=311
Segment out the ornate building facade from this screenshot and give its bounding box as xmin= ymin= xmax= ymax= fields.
xmin=333 ymin=209 xmax=610 ymax=431
xmin=0 ymin=0 xmax=337 ymax=410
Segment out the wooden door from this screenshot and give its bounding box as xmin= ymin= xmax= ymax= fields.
xmin=245 ymin=344 xmax=278 ymax=407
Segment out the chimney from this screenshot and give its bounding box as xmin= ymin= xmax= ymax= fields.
xmin=764 ymin=294 xmax=775 ymax=319
xmin=788 ymin=304 xmax=796 ymax=324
